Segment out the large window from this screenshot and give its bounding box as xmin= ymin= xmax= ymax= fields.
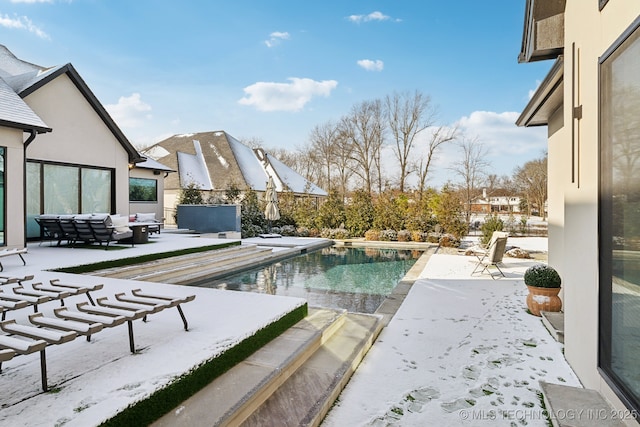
xmin=599 ymin=17 xmax=640 ymax=412
xmin=27 ymin=161 xmax=114 ymax=239
xmin=129 ymin=177 xmax=157 ymax=202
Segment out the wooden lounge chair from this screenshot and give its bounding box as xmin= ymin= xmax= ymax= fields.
xmin=471 ymin=231 xmax=509 ymax=279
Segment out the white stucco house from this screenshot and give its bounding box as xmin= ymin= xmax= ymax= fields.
xmin=0 ymin=45 xmax=167 ymax=246
xmin=517 ymin=1 xmax=640 ymax=422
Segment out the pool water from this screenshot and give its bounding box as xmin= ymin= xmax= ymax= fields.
xmin=198 ymin=246 xmax=422 ymax=313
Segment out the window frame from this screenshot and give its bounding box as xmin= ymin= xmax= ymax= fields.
xmin=129 ymin=177 xmax=158 ymax=203
xmin=598 ymin=15 xmax=640 ymax=413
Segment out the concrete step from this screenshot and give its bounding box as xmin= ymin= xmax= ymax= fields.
xmin=539 ymin=381 xmax=627 ymax=427
xmin=152 ymin=308 xmax=383 ymax=427
xmin=240 ymin=312 xmax=384 ymax=427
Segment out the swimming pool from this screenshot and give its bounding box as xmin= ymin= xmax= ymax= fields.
xmin=198 ymin=246 xmax=422 ymax=313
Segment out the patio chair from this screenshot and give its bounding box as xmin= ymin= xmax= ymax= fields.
xmin=35 ymin=215 xmax=64 ymax=246
xmin=58 ymin=215 xmax=79 ymax=246
xmin=89 ymin=216 xmax=133 ymax=249
xmin=471 ymin=231 xmax=509 ymax=279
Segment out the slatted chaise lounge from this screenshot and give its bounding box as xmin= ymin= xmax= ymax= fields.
xmin=0 ymin=283 xmax=196 ymax=392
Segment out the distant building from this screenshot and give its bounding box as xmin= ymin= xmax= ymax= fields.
xmin=142 ymin=131 xmax=327 ymax=219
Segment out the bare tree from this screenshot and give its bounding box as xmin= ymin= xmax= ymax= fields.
xmin=449 ymin=136 xmax=491 ymax=223
xmin=332 ymin=129 xmax=355 ymax=197
xmin=414 ymin=125 xmax=458 ymax=198
xmin=308 ymin=120 xmax=340 ymax=193
xmin=385 ymin=90 xmax=438 ymax=192
xmin=339 ymin=99 xmax=387 ymax=194
xmin=513 ymin=154 xmax=548 ymax=220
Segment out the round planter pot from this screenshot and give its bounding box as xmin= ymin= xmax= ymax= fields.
xmin=526 ymin=285 xmax=562 ymax=317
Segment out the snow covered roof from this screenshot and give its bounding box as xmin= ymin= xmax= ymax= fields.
xmin=133 ymin=156 xmax=174 ymax=173
xmin=143 ymin=131 xmax=327 ymax=197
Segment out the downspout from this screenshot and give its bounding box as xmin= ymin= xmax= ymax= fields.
xmin=23 ymin=130 xmax=37 ymax=248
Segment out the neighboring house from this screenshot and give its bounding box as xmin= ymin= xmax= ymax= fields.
xmin=142 ymin=131 xmax=328 ymax=220
xmin=469 ymin=189 xmax=523 ymax=215
xmin=0 ymin=45 xmax=146 ymax=243
xmin=517 ymin=0 xmax=640 ymax=419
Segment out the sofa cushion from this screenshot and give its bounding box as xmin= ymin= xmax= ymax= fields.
xmin=136 ymin=213 xmax=157 ymax=223
xmin=111 ymin=215 xmax=130 ymax=233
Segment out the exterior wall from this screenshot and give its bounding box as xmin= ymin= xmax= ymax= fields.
xmin=556 ymin=1 xmax=640 ymax=420
xmin=22 ymin=74 xmax=131 ymax=215
xmin=129 ymin=168 xmax=166 ymax=222
xmin=0 ymin=127 xmax=26 ymax=248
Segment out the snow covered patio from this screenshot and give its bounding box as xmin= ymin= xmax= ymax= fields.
xmin=322 ymin=238 xmax=581 ymax=427
xmin=0 ymin=234 xmax=581 ymax=426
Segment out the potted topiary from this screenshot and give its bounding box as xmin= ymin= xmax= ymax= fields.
xmin=524 ymin=264 xmax=562 ymax=317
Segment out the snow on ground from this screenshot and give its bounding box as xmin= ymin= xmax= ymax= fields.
xmin=0 ymin=233 xmax=566 ymax=426
xmin=322 ymin=239 xmax=578 ymax=427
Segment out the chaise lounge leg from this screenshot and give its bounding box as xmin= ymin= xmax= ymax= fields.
xmin=177 ymin=305 xmax=189 ymax=331
xmin=40 ymin=349 xmax=48 ymax=392
xmin=127 ymin=320 xmax=135 ymax=354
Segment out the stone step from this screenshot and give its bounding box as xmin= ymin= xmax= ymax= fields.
xmin=151 ymin=307 xmax=350 ymax=427
xmin=93 ymin=244 xmax=261 ymax=279
xmin=539 ymin=381 xmax=627 ymax=427
xmin=240 ymin=312 xmax=384 ymax=427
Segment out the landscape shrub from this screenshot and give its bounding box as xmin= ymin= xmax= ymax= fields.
xmin=411 ymin=230 xmax=428 ymax=242
xmin=379 ymin=229 xmax=398 ymax=241
xmin=364 ymin=229 xmax=380 ymax=241
xmin=279 ymin=225 xmax=297 ymax=236
xmin=439 ymin=233 xmax=460 ymax=248
xmin=320 ymin=228 xmax=350 ymax=239
xmin=345 ymin=189 xmax=374 ymax=237
xmin=480 ymin=214 xmax=504 ymax=245
xmin=397 ymin=230 xmax=412 ymax=242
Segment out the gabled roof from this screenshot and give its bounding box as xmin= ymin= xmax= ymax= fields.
xmin=0 ymin=45 xmax=143 ymax=163
xmin=0 ymin=77 xmax=50 ymax=133
xmin=143 ymin=131 xmax=328 ymax=197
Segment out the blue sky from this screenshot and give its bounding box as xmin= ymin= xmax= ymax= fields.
xmin=1 ymin=0 xmax=551 ymax=188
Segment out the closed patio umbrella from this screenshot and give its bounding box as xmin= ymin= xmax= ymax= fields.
xmin=264 ymin=176 xmax=280 ymax=232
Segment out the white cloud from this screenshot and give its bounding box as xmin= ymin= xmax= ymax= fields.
xmin=264 ymin=31 xmax=290 ymax=48
xmin=0 ymin=13 xmax=49 ymax=39
xmin=348 ymin=11 xmax=392 ymax=23
xmin=238 ymin=78 xmax=338 ymax=112
xmin=456 ymin=111 xmax=546 ymax=156
xmin=105 ymin=93 xmax=152 ymax=128
xmin=357 ymin=59 xmax=384 ymax=71
xmin=10 ymin=0 xmax=54 ymax=3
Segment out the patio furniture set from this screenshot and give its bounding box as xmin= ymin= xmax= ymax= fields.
xmin=0 ymin=274 xmax=195 ymax=391
xmin=35 ymin=213 xmax=162 ymax=248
